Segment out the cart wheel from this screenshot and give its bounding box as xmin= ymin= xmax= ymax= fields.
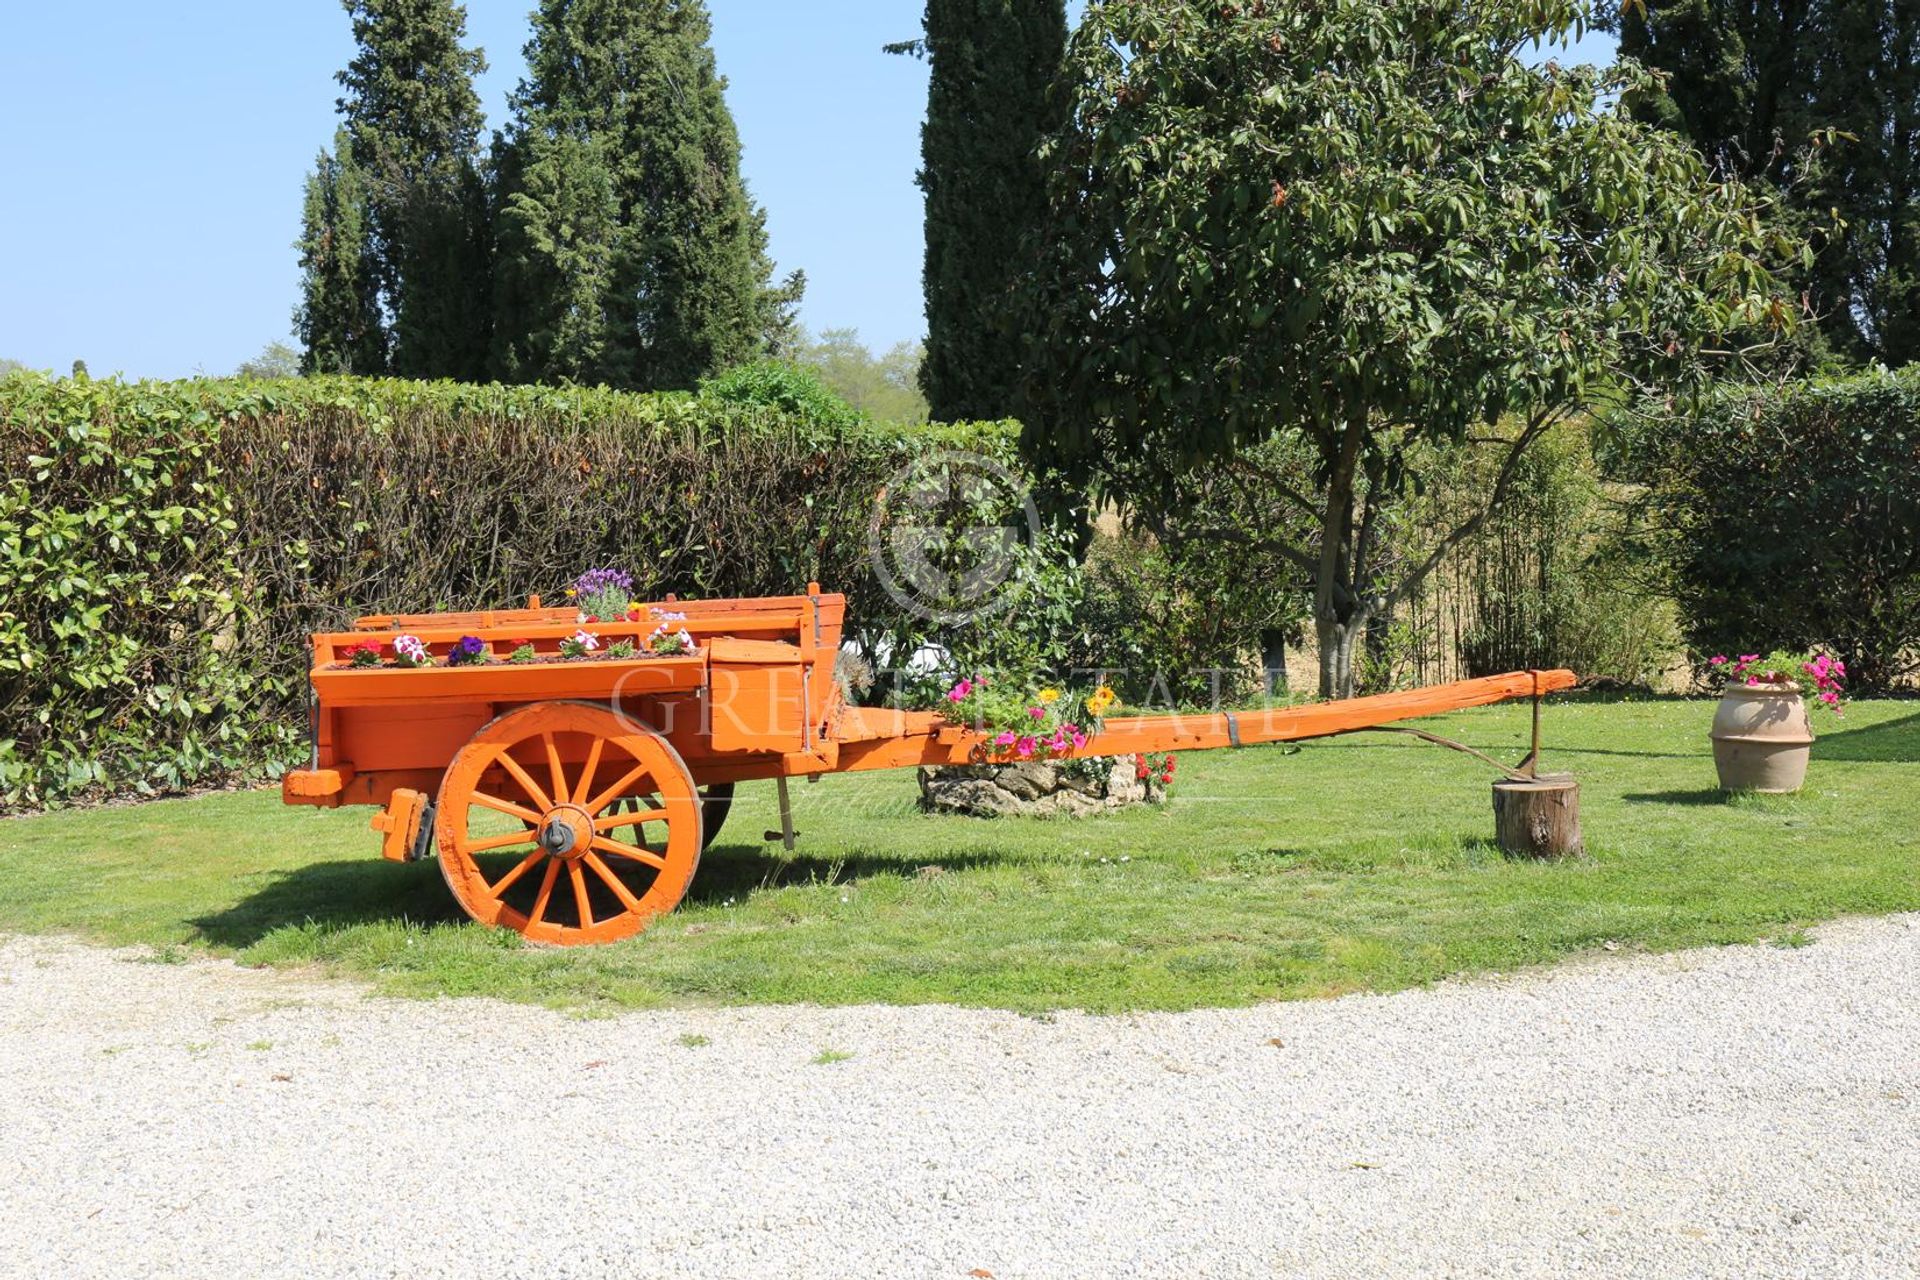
xmin=611 ymin=782 xmax=732 ymax=851
xmin=699 ymin=783 xmax=735 ymax=849
xmin=435 ymin=701 xmax=703 ymax=946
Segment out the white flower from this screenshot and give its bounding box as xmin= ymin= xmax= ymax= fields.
xmin=571 ymin=630 xmax=600 ymax=653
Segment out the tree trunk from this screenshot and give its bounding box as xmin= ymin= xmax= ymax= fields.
xmin=1491 ymin=774 xmax=1585 ymax=860
xmin=1316 ymin=614 xmax=1362 ymax=701
xmin=1314 ymin=410 xmax=1368 ymax=702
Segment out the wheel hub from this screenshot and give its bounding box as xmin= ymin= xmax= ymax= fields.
xmin=537 ymin=803 xmax=594 ymax=860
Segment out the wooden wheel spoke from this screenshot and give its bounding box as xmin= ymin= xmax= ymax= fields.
xmin=438 ymin=703 xmax=699 ymax=947
xmin=462 ymin=827 xmax=537 ymax=855
xmin=543 ymin=732 xmax=569 ymax=812
xmin=585 ymin=761 xmax=653 ymax=817
xmin=592 ymin=835 xmax=668 ymax=872
xmin=572 ymin=736 xmax=605 ymax=808
xmin=495 ymin=752 xmax=552 ymax=813
xmin=487 ymin=849 xmax=547 ymax=900
xmin=583 ymin=852 xmax=647 ymax=915
xmin=595 ymin=804 xmax=668 ymax=832
xmin=569 ymin=862 xmax=595 ymax=930
xmin=471 ymin=792 xmax=544 ymax=827
xmin=527 ymin=859 xmax=562 ymax=927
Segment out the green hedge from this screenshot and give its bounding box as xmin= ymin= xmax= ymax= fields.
xmin=1620 ymin=366 xmax=1920 ymax=691
xmin=0 ymin=372 xmax=1017 ymax=808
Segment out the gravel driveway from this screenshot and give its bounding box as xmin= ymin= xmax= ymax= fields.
xmin=3 ymin=918 xmax=1917 ymax=1280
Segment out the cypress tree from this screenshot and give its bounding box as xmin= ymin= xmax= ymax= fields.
xmin=294 ymin=130 xmax=388 ymax=375
xmin=1610 ymin=1 xmax=1920 ymax=367
xmin=492 ymin=0 xmax=802 ymax=391
xmin=301 ymin=0 xmax=491 ymax=379
xmin=904 ymin=0 xmax=1067 ymax=422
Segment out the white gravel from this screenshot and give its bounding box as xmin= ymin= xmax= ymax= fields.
xmin=3 ymin=919 xmax=1917 ymax=1280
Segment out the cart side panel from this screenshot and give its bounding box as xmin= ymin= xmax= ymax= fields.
xmin=335 ymin=702 xmax=495 ymax=773
xmin=706 ymin=639 xmax=807 ymax=754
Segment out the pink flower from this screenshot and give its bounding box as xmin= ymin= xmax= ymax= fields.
xmin=1710 ymin=655 xmax=1729 ymax=666
xmin=994 ymin=731 xmax=1017 ymax=747
xmin=947 ymin=679 xmax=973 ymax=703
xmin=1014 ymin=736 xmax=1037 ymax=759
xmin=1028 ymin=706 xmax=1047 ymax=719
xmin=1071 ymin=731 xmax=1088 ymax=749
xmin=1739 ymin=654 xmax=1760 ymax=664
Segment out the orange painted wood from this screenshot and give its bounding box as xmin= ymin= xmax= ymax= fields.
xmin=311 ymin=653 xmax=707 ymax=709
xmin=371 ymin=788 xmax=428 ymax=862
xmin=832 ymin=670 xmax=1579 ymax=773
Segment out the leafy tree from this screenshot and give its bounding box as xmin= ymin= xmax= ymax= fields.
xmin=295 ymin=130 xmax=388 ymax=375
xmin=297 ymin=0 xmax=491 ymax=379
xmin=799 ymin=328 xmax=930 ymax=424
xmin=699 ymin=359 xmax=864 ymax=430
xmin=1019 ymin=0 xmax=1796 ymax=698
xmin=891 ymin=1 xmax=1067 ymax=423
xmin=235 ymin=343 xmax=303 ymax=380
xmin=0 ymin=359 xmax=24 ymax=376
xmin=493 ymin=0 xmax=803 ymax=391
xmin=1605 ymin=1 xmax=1920 ymax=367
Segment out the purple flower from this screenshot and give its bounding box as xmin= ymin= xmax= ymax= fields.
xmin=448 ymin=635 xmax=488 ymax=667
xmin=573 ymin=568 xmax=634 ymax=597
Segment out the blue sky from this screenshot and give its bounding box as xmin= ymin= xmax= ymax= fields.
xmin=0 ymin=3 xmax=1614 ymax=381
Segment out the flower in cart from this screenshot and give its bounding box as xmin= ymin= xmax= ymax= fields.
xmin=947 ymin=678 xmax=975 ymax=704
xmin=1085 ymin=686 xmax=1117 ymax=719
xmin=506 ymin=640 xmax=538 ymax=664
xmin=391 ymin=635 xmax=432 ymax=668
xmin=1014 ymin=736 xmax=1038 ymax=759
xmin=559 ymin=630 xmax=600 ymax=659
xmin=446 ymin=635 xmax=489 ymax=667
xmin=1027 ymin=705 xmax=1047 ymax=720
xmin=345 ymin=641 xmax=383 ymax=668
xmin=994 ymin=731 xmax=1018 ymax=748
xmin=572 ymin=568 xmax=635 ymax=622
xmin=1037 ymin=687 xmax=1061 ymax=705
xmin=648 ymin=624 xmax=696 ymax=656
xmin=626 ymin=604 xmax=646 ymax=623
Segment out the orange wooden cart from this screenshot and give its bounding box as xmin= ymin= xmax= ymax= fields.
xmin=283 ymin=585 xmax=1576 ymax=945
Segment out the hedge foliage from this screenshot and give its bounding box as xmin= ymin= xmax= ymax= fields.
xmin=0 ymin=372 xmax=1016 ymax=808
xmin=1620 ymin=366 xmax=1920 ymax=690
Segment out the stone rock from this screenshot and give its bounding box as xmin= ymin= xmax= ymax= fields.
xmin=995 ymin=762 xmax=1058 ymax=800
xmin=917 ymin=755 xmax=1163 ymax=819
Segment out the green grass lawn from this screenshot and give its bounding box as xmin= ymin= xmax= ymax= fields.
xmin=2 ymin=696 xmax=1916 ymax=1013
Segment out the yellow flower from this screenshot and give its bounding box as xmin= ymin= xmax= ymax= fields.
xmin=1086 ymin=686 xmax=1117 ymax=717
xmin=1038 ymin=688 xmax=1061 ymax=704
xmin=565 ymin=588 xmax=577 ymax=598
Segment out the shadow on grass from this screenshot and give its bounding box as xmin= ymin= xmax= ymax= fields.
xmin=192 ymin=859 xmax=465 ymax=948
xmin=1622 ymin=789 xmax=1730 ymax=807
xmin=1814 ymin=710 xmax=1920 ymax=763
xmin=683 ymin=842 xmax=1011 ymax=905
xmin=192 ymin=843 xmax=1016 ymax=946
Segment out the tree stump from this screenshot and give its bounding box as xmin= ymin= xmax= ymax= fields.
xmin=1491 ymin=773 xmax=1584 ymax=860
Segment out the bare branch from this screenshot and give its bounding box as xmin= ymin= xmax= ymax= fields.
xmin=1378 ymin=406 xmax=1570 ymax=616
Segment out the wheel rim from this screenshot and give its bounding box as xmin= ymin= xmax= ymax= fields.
xmin=436 ymin=702 xmax=702 ymax=946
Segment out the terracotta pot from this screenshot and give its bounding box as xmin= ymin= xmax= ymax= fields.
xmin=1710 ymin=683 xmax=1813 ymax=793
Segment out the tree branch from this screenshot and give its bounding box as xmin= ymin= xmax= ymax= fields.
xmin=1378 ymin=406 xmax=1569 ymax=617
